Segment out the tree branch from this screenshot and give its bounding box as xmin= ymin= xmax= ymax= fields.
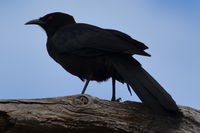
xmin=0 ymin=94 xmax=199 ymax=133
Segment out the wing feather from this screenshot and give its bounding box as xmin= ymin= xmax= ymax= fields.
xmin=52 ymin=23 xmax=150 ymax=57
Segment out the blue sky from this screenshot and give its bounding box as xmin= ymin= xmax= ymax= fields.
xmin=0 ymin=1 xmax=199 ymax=109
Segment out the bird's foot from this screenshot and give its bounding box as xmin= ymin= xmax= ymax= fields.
xmin=116 ymin=97 xmax=122 ymax=102
xmin=111 ymin=97 xmax=122 ymax=102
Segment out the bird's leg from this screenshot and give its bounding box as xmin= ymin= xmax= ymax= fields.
xmin=127 ymin=84 xmax=132 ymax=96
xmin=111 ymin=78 xmax=116 ymax=101
xmin=81 ymin=80 xmax=90 ymax=94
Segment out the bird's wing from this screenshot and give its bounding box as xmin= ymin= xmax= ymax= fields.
xmin=105 ymin=29 xmax=148 ymax=50
xmin=51 ymin=24 xmax=150 ymax=57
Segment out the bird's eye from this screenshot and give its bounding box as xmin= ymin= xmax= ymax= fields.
xmin=48 ymin=16 xmax=53 ymax=21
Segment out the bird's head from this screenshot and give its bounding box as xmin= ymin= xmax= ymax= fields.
xmin=25 ymin=12 xmax=76 ymax=37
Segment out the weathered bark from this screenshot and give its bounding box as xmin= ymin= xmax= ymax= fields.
xmin=0 ymin=94 xmax=199 ymax=133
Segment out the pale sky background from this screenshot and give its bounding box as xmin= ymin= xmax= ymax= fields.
xmin=0 ymin=1 xmax=199 ymax=109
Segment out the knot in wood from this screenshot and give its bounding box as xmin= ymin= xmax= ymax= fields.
xmin=73 ymin=95 xmax=89 ymax=106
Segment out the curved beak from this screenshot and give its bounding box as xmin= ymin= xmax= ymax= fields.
xmin=25 ymin=19 xmax=45 ymax=25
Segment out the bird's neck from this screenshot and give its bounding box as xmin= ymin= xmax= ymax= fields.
xmin=44 ymin=27 xmax=58 ymax=38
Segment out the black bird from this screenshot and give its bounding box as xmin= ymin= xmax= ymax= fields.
xmin=26 ymin=12 xmax=179 ymax=114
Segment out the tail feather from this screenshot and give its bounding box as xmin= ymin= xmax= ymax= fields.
xmin=112 ymin=57 xmax=179 ymax=114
